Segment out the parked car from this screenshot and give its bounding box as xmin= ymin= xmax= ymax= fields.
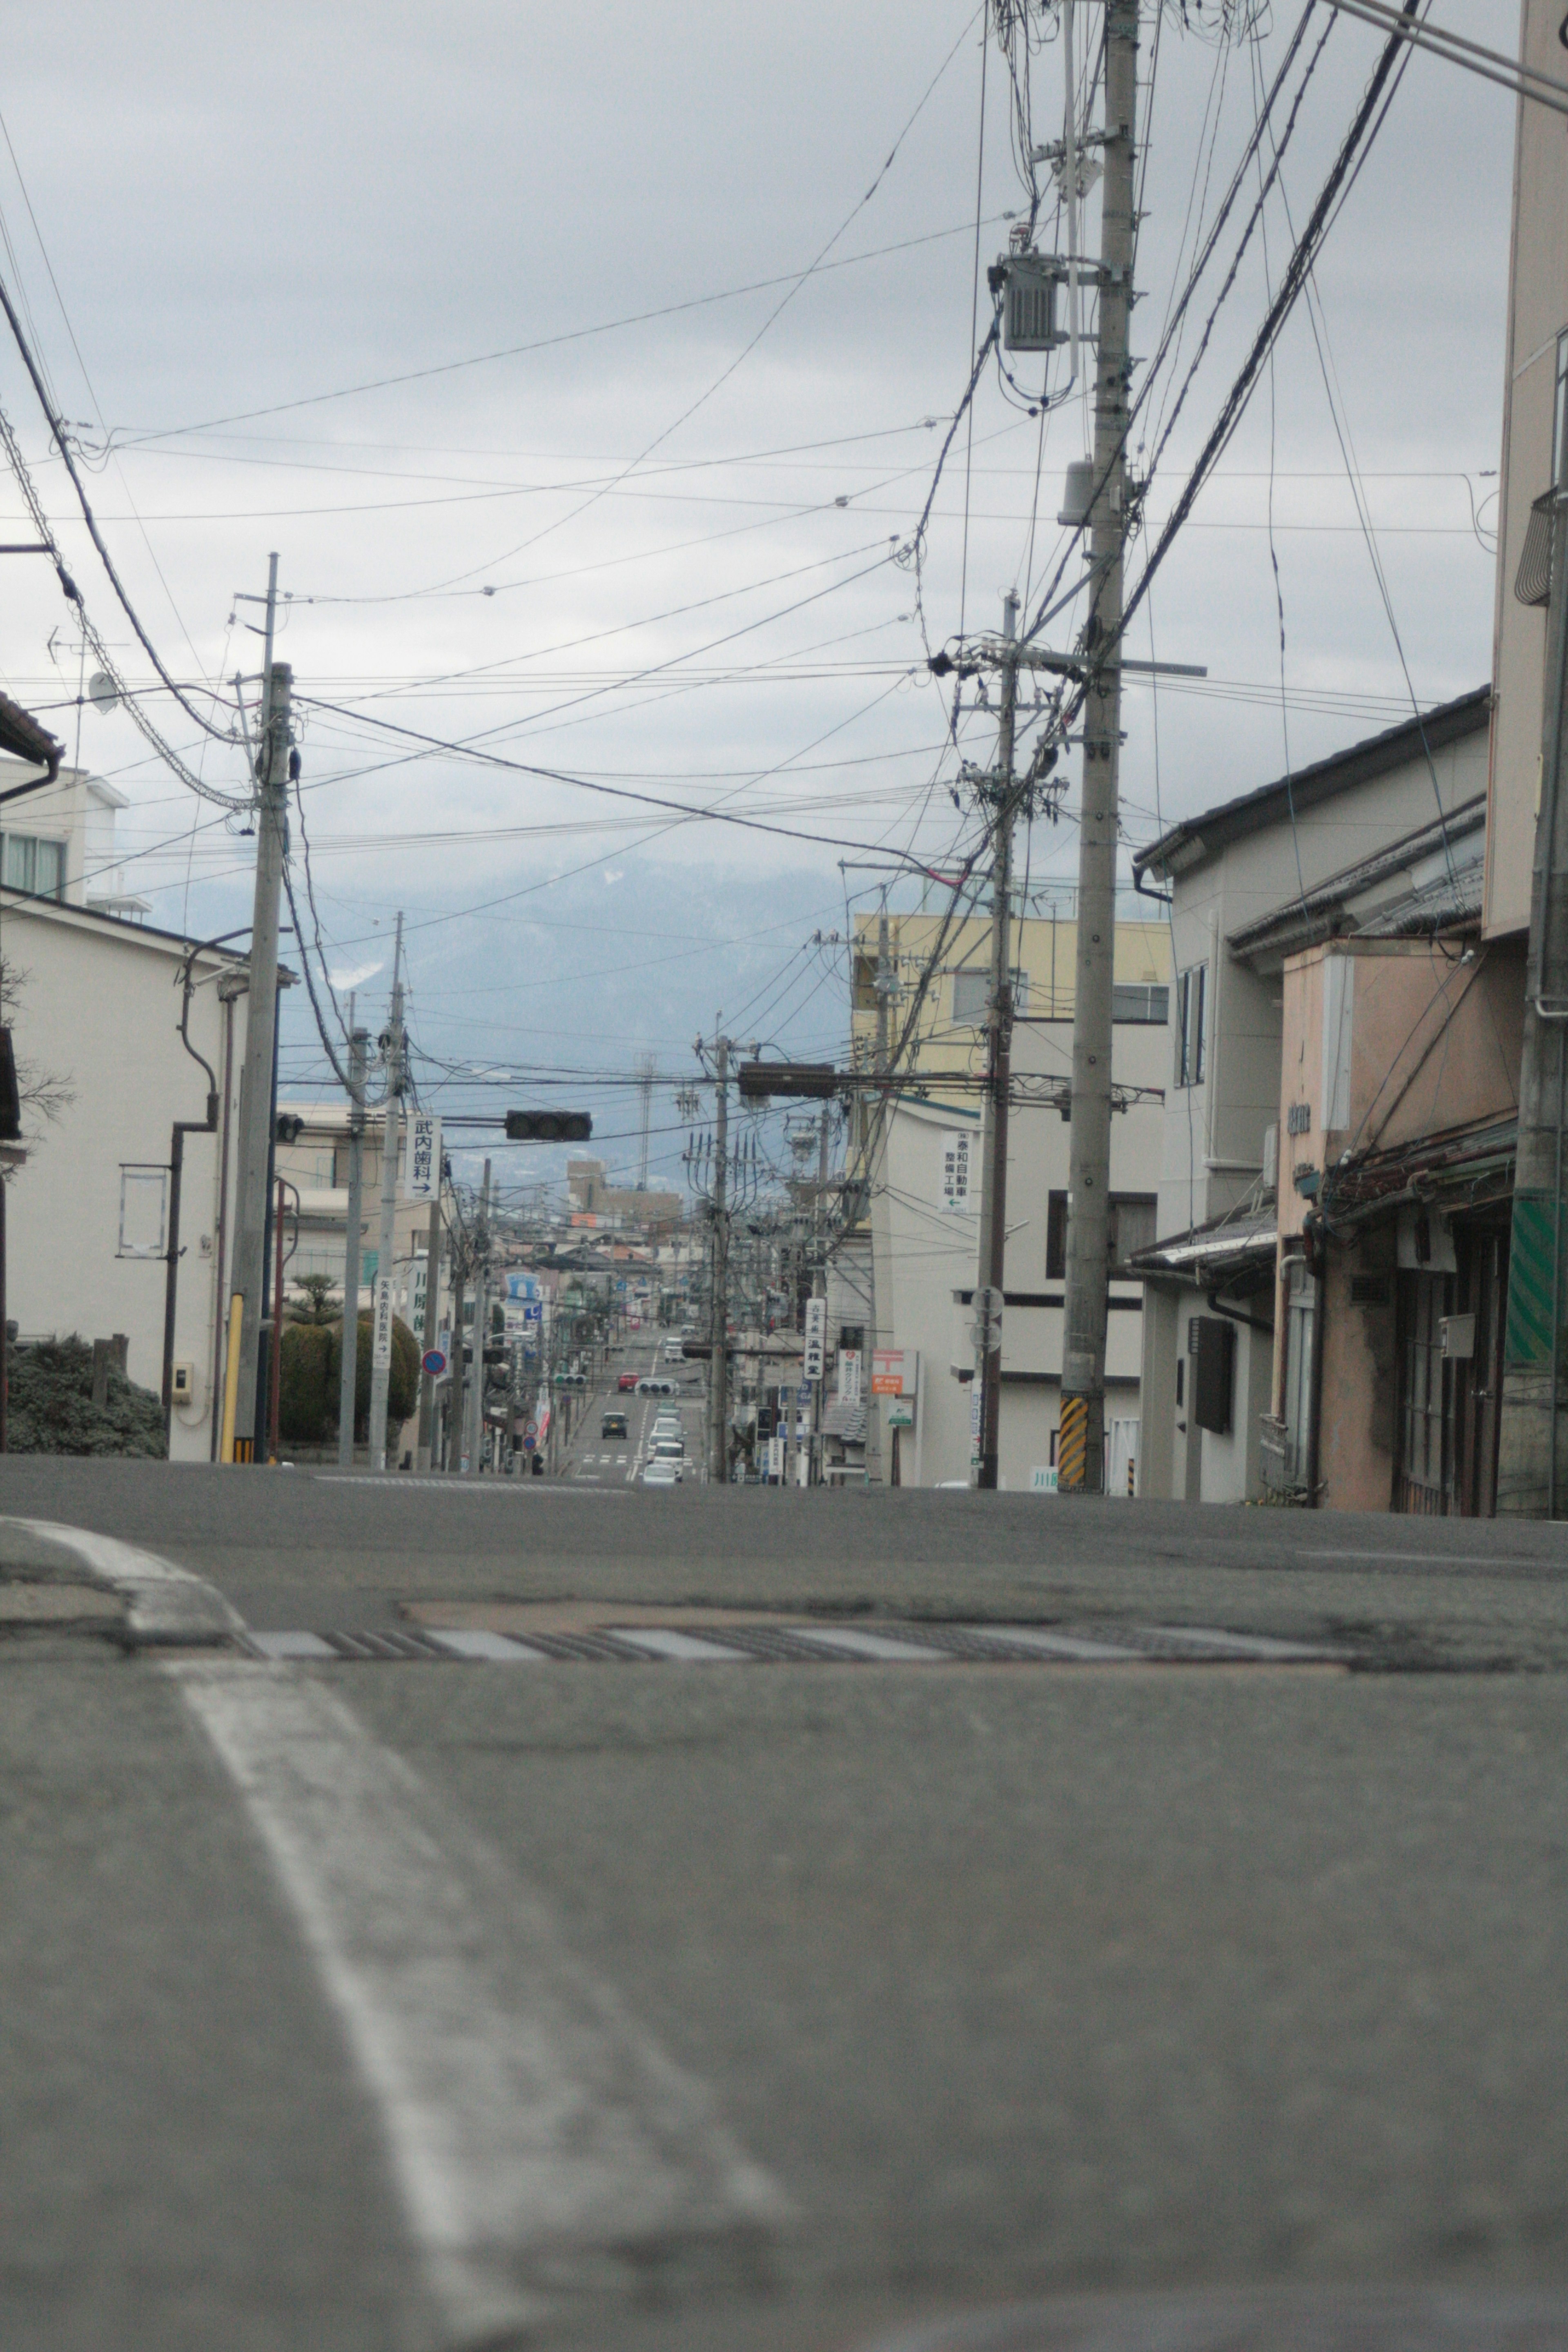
xmin=601 ymin=1411 xmax=629 ymax=1439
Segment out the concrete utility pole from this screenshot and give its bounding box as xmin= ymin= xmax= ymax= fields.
xmin=707 ymin=1032 xmax=731 ymax=1485
xmin=415 ymin=1182 xmax=443 ymax=1473
xmin=226 ymin=553 xmax=290 ymax=1462
xmin=1058 ymin=0 xmax=1140 ymax=1497
xmin=466 ymin=1158 xmax=491 ymax=1476
xmin=810 ymin=1107 xmax=831 ymax=1486
xmin=973 ymin=590 xmax=1020 ymax=1491
xmin=368 ymin=915 xmax=405 ymax=1474
xmin=337 ymin=1012 xmax=368 ymax=1470
xmin=446 ymin=1244 xmax=467 ymax=1476
xmin=1498 ymin=463 xmax=1568 ymax=1515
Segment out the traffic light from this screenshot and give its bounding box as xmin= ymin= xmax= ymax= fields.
xmin=274 ymin=1113 xmax=305 ymax=1145
xmin=505 ymin=1110 xmax=592 ymax=1142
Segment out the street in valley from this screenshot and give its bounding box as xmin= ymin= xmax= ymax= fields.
xmin=5 ymin=1426 xmax=1568 ymax=2352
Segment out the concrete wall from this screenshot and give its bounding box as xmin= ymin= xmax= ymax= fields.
xmin=4 ymin=900 xmax=247 ymax=1460
xmin=1485 ymin=0 xmax=1566 ymax=941
xmin=1279 ymin=939 xmax=1524 ymax=1246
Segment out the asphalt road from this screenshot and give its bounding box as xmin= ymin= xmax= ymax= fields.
xmin=5 ymin=1361 xmax=1568 ymax=2352
xmin=556 ymin=1334 xmax=702 ymax=1488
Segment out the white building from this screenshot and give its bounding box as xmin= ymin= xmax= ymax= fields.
xmin=855 ymin=909 xmax=1171 ymax=1490
xmin=3 ymin=889 xmax=249 ymax=1460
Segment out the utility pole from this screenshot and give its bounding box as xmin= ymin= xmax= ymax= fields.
xmin=368 ymin=915 xmax=405 ymax=1474
xmin=811 ymin=1105 xmax=831 ymax=1487
xmin=973 ymin=591 xmax=1020 ymax=1491
xmin=466 ymin=1158 xmax=491 ymax=1476
xmin=446 ymin=1242 xmax=468 ymax=1476
xmin=1499 ymin=459 xmax=1568 ymax=1514
xmin=225 ymin=552 xmax=289 ymax=1463
xmin=415 ymin=1182 xmax=443 ymax=1473
xmin=338 ymin=1011 xmax=368 ymax=1470
xmin=707 ymin=1031 xmax=730 ymax=1485
xmin=1058 ymin=0 xmax=1139 ymax=1497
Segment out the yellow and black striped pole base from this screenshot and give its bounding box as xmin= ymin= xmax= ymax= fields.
xmin=1057 ymin=1394 xmax=1089 ymax=1491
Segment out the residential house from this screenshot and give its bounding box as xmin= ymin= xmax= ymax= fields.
xmin=3 ymin=891 xmax=250 ymax=1460
xmin=1128 ymin=691 xmax=1492 ymax=1503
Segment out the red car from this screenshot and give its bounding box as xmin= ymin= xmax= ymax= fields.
xmin=617 ymin=1371 xmax=638 ymax=1392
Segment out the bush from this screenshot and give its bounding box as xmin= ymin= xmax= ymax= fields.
xmin=7 ymin=1334 xmax=167 ymax=1458
xmin=272 ymin=1314 xmax=421 ymax=1448
xmin=278 ymin=1321 xmax=335 ymax=1443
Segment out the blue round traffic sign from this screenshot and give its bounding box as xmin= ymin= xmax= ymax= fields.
xmin=421 ymin=1349 xmax=448 ymax=1376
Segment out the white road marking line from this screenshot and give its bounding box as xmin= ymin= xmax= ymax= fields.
xmin=169 ymin=1657 xmax=784 ymax=2337
xmin=785 ymin=1626 xmax=953 ymax=1664
xmin=314 ymin=1477 xmax=626 ymax=1497
xmin=3 ymin=1516 xmax=244 ymax=1645
xmin=611 ymin=1628 xmax=754 ymax=1664
xmin=426 ymin=1630 xmax=544 ymax=1664
xmin=1301 ymin=1548 xmax=1526 ymax=1567
xmin=953 ymin=1624 xmax=1144 ymax=1662
xmin=250 ymin=1630 xmax=337 ymax=1659
xmin=1139 ymin=1624 xmax=1333 ymax=1660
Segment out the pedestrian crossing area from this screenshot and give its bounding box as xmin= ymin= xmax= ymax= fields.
xmin=244 ymin=1620 xmax=1344 ymax=1668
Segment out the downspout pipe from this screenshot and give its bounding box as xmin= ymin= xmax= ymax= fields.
xmin=163 ymin=952 xmax=222 ymax=1443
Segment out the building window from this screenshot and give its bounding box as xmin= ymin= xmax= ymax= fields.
xmin=953 ymin=967 xmax=1029 ymax=1024
xmin=1 ymin=832 xmax=65 ymax=899
xmin=1046 ymin=1189 xmax=1068 ymax=1280
xmin=1112 ymin=982 xmax=1170 ymax=1024
xmin=1108 ymin=1194 xmax=1158 ymax=1265
xmin=1045 ymin=1190 xmax=1157 ymax=1278
xmin=1175 ymin=964 xmax=1207 ymax=1087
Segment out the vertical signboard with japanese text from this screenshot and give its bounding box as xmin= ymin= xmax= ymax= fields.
xmin=403 ymin=1114 xmax=442 ymax=1202
xmin=940 ymin=1129 xmax=973 ymax=1214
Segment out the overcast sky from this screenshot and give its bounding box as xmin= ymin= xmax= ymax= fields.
xmin=0 ymin=1 xmax=1517 ymax=1187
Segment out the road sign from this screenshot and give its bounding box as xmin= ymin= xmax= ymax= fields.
xmin=971 ymin=1285 xmax=1004 ymax=1353
xmin=421 ymin=1348 xmax=448 ymax=1377
xmin=372 ymin=1273 xmax=394 ymax=1372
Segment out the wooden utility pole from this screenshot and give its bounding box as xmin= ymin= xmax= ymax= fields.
xmin=368 ymin=914 xmax=405 ymax=1473
xmin=337 ymin=1012 xmax=368 ymax=1469
xmin=226 ymin=553 xmax=289 ymax=1463
xmin=1058 ymin=0 xmax=1140 ymax=1495
xmin=973 ymin=590 xmax=1020 ymax=1490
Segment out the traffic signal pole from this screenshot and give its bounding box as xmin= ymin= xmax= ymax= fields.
xmin=1058 ymin=0 xmax=1140 ymax=1495
xmin=337 ymin=1015 xmax=368 ymax=1469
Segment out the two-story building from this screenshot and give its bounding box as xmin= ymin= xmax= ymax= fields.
xmin=1129 ymin=690 xmax=1492 ymax=1503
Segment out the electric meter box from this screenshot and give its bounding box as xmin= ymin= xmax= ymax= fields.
xmin=1000 ymin=252 xmax=1069 ymax=353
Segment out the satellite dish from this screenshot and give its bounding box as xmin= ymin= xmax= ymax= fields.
xmin=86 ymin=671 xmax=118 ymax=714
